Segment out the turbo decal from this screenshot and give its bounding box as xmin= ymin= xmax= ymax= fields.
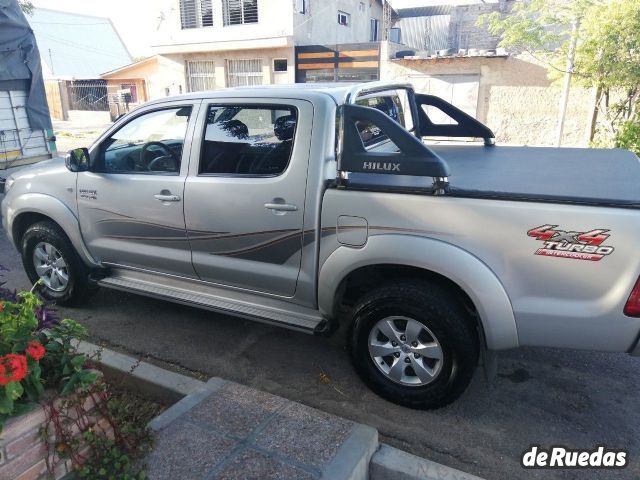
xmin=527 ymin=225 xmax=614 ymax=261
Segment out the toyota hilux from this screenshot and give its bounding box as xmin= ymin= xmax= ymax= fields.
xmin=2 ymin=81 xmax=640 ymax=409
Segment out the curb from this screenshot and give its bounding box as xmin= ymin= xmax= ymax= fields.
xmin=370 ymin=444 xmax=484 ymax=480
xmin=81 ymin=341 xmax=485 ymax=480
xmin=78 ymin=341 xmax=204 ymax=404
xmin=321 ymin=424 xmax=378 ymax=480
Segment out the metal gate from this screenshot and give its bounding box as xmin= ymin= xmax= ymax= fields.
xmin=67 ymin=80 xmax=109 ymax=111
xmin=186 ymin=60 xmax=217 ymax=92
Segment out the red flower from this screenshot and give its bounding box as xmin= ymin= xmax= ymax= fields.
xmin=0 ymin=354 xmax=28 ymax=385
xmin=0 ymin=302 xmax=4 ymax=312
xmin=26 ymin=341 xmax=45 ymax=361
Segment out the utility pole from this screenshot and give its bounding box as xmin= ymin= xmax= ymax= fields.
xmin=555 ymin=18 xmax=580 ymax=147
xmin=382 ymin=0 xmax=391 ymax=41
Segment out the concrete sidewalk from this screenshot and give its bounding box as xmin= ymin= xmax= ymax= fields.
xmin=146 ymin=378 xmax=377 ymax=480
xmin=82 ymin=342 xmax=485 ymax=480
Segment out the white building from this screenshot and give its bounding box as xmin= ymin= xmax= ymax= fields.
xmin=140 ymin=0 xmax=387 ymax=94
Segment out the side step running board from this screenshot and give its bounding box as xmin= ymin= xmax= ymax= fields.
xmin=98 ymin=269 xmax=325 ymax=334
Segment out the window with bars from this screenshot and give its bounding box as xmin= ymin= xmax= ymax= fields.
xmin=186 ymin=60 xmax=217 ymax=92
xmin=226 ymin=59 xmax=263 ymax=87
xmin=180 ymin=0 xmax=213 ymax=29
xmin=223 ymin=0 xmax=258 ymax=26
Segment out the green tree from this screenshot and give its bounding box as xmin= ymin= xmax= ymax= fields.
xmin=480 ymin=0 xmax=640 ymax=153
xmin=18 ymin=0 xmax=34 ymax=15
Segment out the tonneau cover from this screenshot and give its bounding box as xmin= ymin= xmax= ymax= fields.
xmin=348 ymin=145 xmax=640 ymax=208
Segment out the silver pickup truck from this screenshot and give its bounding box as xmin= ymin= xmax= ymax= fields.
xmin=2 ymin=81 xmax=640 ymax=409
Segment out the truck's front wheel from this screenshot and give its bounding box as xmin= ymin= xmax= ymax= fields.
xmin=21 ymin=221 xmax=91 ymax=306
xmin=349 ymin=281 xmax=478 ymax=409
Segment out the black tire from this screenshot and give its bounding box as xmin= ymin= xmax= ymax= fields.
xmin=349 ymin=281 xmax=479 ymax=409
xmin=21 ymin=221 xmax=91 ymax=306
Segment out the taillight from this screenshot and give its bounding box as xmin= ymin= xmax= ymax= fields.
xmin=624 ymin=277 xmax=640 ymax=317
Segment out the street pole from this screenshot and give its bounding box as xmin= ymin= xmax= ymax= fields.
xmin=555 ymin=18 xmax=580 ymax=147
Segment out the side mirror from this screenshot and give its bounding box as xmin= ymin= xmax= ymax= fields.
xmin=65 ymin=148 xmax=90 ymax=172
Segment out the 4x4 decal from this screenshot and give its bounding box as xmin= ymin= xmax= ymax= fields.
xmin=527 ymin=225 xmax=614 ymax=261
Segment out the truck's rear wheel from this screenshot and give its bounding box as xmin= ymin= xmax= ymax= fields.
xmin=349 ymin=281 xmax=479 ymax=409
xmin=21 ymin=221 xmax=91 ymax=306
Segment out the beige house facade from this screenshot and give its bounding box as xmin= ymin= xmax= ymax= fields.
xmin=110 ymin=0 xmax=386 ymax=97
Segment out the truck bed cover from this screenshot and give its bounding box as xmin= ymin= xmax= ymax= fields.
xmin=347 ymin=145 xmax=640 ymax=208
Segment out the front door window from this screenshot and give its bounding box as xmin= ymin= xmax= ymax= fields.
xmin=95 ymin=107 xmax=192 ymax=174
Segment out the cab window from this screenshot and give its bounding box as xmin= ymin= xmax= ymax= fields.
xmin=355 ymin=90 xmax=413 ymax=150
xmin=199 ymin=104 xmax=297 ymax=176
xmin=95 ymin=107 xmax=192 ymax=174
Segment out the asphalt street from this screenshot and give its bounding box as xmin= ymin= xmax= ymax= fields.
xmin=1 ymin=189 xmax=639 ymax=479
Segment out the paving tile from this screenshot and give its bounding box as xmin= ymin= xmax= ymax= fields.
xmin=253 ymin=402 xmax=353 ymax=469
xmin=214 ymin=448 xmax=318 ymax=480
xmin=187 ymin=382 xmax=287 ymax=439
xmin=146 ymin=418 xmax=238 ymax=480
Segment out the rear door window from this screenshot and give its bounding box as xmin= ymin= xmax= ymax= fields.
xmin=199 ymin=104 xmax=297 ymax=176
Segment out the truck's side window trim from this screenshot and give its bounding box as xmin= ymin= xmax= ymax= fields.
xmin=198 ymin=103 xmax=299 ymax=178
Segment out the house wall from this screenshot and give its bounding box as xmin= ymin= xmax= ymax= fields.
xmin=393 ymin=1 xmax=510 ymax=54
xmin=293 ymin=0 xmax=384 ymax=45
xmin=448 ymin=2 xmax=506 ymax=51
xmin=151 ymin=0 xmax=294 ymax=53
xmin=163 ymin=46 xmax=295 ymax=91
xmin=103 ymin=58 xmax=187 ymax=100
xmin=380 ymin=50 xmax=593 ymax=147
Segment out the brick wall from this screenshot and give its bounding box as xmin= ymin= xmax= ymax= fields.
xmin=0 ymin=393 xmax=112 ymax=480
xmin=486 ymin=85 xmax=592 ymax=146
xmin=381 ymin=51 xmax=594 ymax=146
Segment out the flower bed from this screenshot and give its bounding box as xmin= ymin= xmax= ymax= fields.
xmin=0 ymin=270 xmax=162 ymax=479
xmin=0 ymin=285 xmax=97 ymax=431
xmin=0 ymin=381 xmax=112 ymax=480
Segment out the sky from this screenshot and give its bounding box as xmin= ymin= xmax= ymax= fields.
xmin=31 ymin=0 xmax=162 ymax=57
xmin=30 ymin=0 xmax=487 ymax=57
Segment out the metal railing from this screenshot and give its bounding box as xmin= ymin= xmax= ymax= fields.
xmin=67 ymin=81 xmax=109 ymax=111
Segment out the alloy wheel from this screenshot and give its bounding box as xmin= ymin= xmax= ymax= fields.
xmin=32 ymin=242 xmax=69 ymax=292
xmin=368 ymin=316 xmax=444 ymax=386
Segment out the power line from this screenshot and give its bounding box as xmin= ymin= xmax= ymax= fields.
xmin=30 ymin=21 xmax=111 ymax=25
xmin=36 ymin=31 xmax=130 ymax=61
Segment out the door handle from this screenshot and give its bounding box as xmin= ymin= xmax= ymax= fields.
xmin=264 ymin=202 xmax=298 ymax=212
xmin=154 ymin=193 xmax=181 ymax=202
